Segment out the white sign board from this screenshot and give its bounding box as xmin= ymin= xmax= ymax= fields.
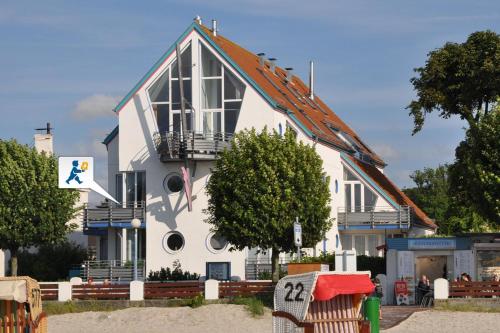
xmin=294 ymin=222 xmax=302 ymax=247
xmin=274 ymin=272 xmax=316 ymax=333
xmin=58 ymin=157 xmax=118 ymax=203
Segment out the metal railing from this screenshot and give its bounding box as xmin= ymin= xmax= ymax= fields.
xmin=83 ymin=201 xmax=145 ymax=227
xmin=80 ymin=260 xmax=146 ymax=282
xmin=337 ymin=205 xmax=411 ymax=228
xmin=153 ymin=131 xmax=233 ymax=161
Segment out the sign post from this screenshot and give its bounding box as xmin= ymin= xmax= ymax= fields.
xmin=294 ymin=217 xmax=302 ymax=262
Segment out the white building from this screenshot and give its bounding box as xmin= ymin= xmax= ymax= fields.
xmin=86 ymin=20 xmax=436 ymax=281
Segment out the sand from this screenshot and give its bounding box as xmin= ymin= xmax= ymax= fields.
xmin=382 ymin=310 xmax=500 ymax=333
xmin=49 ymin=305 xmax=500 ymax=333
xmin=48 ymin=304 xmax=272 ymax=333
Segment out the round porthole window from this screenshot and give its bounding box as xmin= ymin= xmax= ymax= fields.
xmin=207 ymin=232 xmax=228 ymax=253
xmin=163 ymin=173 xmax=183 ymax=193
xmin=163 ymin=232 xmax=185 ymax=253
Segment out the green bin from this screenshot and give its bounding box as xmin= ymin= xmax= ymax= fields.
xmin=364 ymin=296 xmax=380 ymax=333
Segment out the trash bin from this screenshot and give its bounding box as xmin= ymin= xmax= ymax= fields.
xmin=273 ymin=271 xmax=375 ymax=333
xmin=364 ymin=296 xmax=380 ymax=333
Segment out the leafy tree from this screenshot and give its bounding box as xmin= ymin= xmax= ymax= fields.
xmin=404 ymin=165 xmax=450 ymax=226
xmin=404 ymin=165 xmax=492 ymax=234
xmin=407 ymin=30 xmax=500 ymax=135
xmin=448 ymin=105 xmax=500 ymax=227
xmin=205 ymin=129 xmax=332 ymax=282
xmin=0 ymin=140 xmax=80 ymax=276
xmin=18 ymin=241 xmax=88 ymax=281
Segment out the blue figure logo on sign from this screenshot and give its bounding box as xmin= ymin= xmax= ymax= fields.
xmin=65 ymin=160 xmax=85 ymax=184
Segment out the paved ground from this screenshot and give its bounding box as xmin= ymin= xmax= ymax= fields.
xmin=380 ymin=306 xmax=427 ymax=330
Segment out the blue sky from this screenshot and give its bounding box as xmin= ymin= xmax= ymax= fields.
xmin=1 ymin=0 xmax=499 ymax=197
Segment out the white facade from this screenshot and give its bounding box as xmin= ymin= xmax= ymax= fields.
xmin=94 ymin=22 xmax=434 ymax=280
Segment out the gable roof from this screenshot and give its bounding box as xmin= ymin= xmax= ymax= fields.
xmin=196 ymin=24 xmax=385 ymax=166
xmin=344 ymin=154 xmax=437 ymax=230
xmin=102 ymin=125 xmax=118 ymax=146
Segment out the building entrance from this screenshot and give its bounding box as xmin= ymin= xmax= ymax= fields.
xmin=415 ymin=255 xmax=448 ymax=282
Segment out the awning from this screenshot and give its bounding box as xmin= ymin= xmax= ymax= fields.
xmin=313 ymin=274 xmax=374 ymax=301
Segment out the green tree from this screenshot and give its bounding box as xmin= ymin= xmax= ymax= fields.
xmin=404 ymin=165 xmax=492 ymax=234
xmin=0 ymin=140 xmax=80 ymax=276
xmin=205 ymin=129 xmax=332 ymax=282
xmin=448 ymin=106 xmax=500 ymax=227
xmin=404 ymin=165 xmax=450 ymax=226
xmin=407 ymin=30 xmax=500 ymax=135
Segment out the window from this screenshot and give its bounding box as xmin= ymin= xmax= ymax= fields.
xmin=122 ymin=172 xmax=146 ymax=206
xmin=163 ymin=173 xmax=183 ymax=193
xmin=200 ymin=42 xmax=245 ymax=135
xmin=343 ymin=166 xmax=378 ymax=212
xmin=367 ymin=235 xmax=378 ymax=257
xmin=354 ymin=235 xmax=365 ymax=255
xmin=341 ymin=234 xmax=352 ymax=251
xmin=207 ymin=232 xmax=228 ymax=253
xmin=206 ymin=262 xmax=231 ymax=280
xmin=148 ymin=44 xmax=192 ymax=134
xmin=163 ymin=232 xmax=185 ymax=253
xmin=115 ymin=174 xmax=123 ymax=203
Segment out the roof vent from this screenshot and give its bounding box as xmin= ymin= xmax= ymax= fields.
xmin=268 ymin=58 xmax=277 ymax=72
xmin=257 ymin=53 xmax=266 ymax=67
xmin=309 ymin=61 xmax=314 ymax=100
xmin=285 ymin=67 xmax=294 ymax=83
xmin=212 ymin=19 xmax=217 ymax=36
xmin=194 ymin=15 xmax=202 ymax=25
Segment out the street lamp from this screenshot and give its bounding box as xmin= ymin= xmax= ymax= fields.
xmin=131 ymin=218 xmax=141 ymax=281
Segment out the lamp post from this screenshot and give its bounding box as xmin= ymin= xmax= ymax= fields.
xmin=131 ymin=218 xmax=141 ymax=281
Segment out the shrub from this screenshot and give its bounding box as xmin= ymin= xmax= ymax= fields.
xmin=231 ymin=296 xmax=265 ymax=317
xmin=17 ymin=241 xmax=88 ymax=281
xmin=148 ymin=260 xmax=200 ymax=281
xmin=189 ymin=293 xmax=205 ymax=308
xmin=289 ymin=252 xmax=386 ymax=277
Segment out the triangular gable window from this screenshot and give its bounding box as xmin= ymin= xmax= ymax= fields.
xmin=200 ymin=43 xmax=245 ymax=135
xmin=343 ymin=166 xmax=378 ymax=212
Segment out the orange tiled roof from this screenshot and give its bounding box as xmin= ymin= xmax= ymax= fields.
xmin=198 ymin=24 xmax=385 ymax=166
xmin=347 ymin=155 xmax=437 ymax=229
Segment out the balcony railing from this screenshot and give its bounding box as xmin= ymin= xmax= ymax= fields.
xmin=337 ymin=205 xmax=411 ymax=229
xmin=79 ymin=260 xmax=146 ymax=282
xmin=153 ymin=131 xmax=233 ymax=161
xmin=83 ymin=201 xmax=145 ymax=229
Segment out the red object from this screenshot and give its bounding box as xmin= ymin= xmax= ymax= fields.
xmin=312 ymin=274 xmax=375 ymax=301
xmin=181 ymin=166 xmax=192 ymax=211
xmin=394 ymin=281 xmax=408 ymax=294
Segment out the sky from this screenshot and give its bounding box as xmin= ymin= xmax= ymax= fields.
xmin=1 ymin=0 xmax=499 ymax=201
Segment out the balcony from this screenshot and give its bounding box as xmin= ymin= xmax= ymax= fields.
xmin=153 ymin=131 xmax=232 ymax=162
xmin=79 ymin=260 xmax=146 ymax=282
xmin=337 ymin=205 xmax=411 ymax=230
xmin=83 ymin=201 xmax=145 ymax=232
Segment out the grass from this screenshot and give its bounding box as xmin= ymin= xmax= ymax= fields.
xmin=435 ymin=301 xmax=500 ymax=313
xmin=43 ymin=293 xmax=274 ymax=318
xmin=230 ymin=296 xmax=268 ymax=317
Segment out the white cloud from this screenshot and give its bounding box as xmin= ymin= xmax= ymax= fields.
xmin=72 ymin=94 xmax=121 ymax=120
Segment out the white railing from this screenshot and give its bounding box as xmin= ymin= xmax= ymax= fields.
xmin=337 ymin=205 xmax=411 ymax=228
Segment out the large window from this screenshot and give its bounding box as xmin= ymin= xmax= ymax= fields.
xmin=343 ymin=166 xmax=378 ymax=212
xmin=116 ymin=172 xmax=146 ymax=207
xmin=200 ymin=43 xmax=245 ymax=135
xmin=148 ymin=44 xmax=192 ymax=134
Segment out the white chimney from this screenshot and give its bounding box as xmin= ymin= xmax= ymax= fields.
xmin=285 ymin=67 xmax=294 ymax=83
xmin=194 ymin=15 xmax=202 ymax=25
xmin=34 ymin=122 xmax=53 ymax=155
xmin=268 ymin=58 xmax=277 ymax=72
xmin=212 ymin=19 xmax=217 ymax=36
xmin=257 ymin=53 xmax=266 ymax=67
xmin=309 ymin=61 xmax=314 ymax=100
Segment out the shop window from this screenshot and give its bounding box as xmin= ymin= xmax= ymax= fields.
xmin=354 ymin=235 xmax=365 ymax=256
xmin=341 ymin=234 xmax=352 ymax=251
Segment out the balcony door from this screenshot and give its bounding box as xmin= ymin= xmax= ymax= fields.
xmin=343 ymin=166 xmax=377 ymax=212
xmin=116 ymin=172 xmax=146 ymax=207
